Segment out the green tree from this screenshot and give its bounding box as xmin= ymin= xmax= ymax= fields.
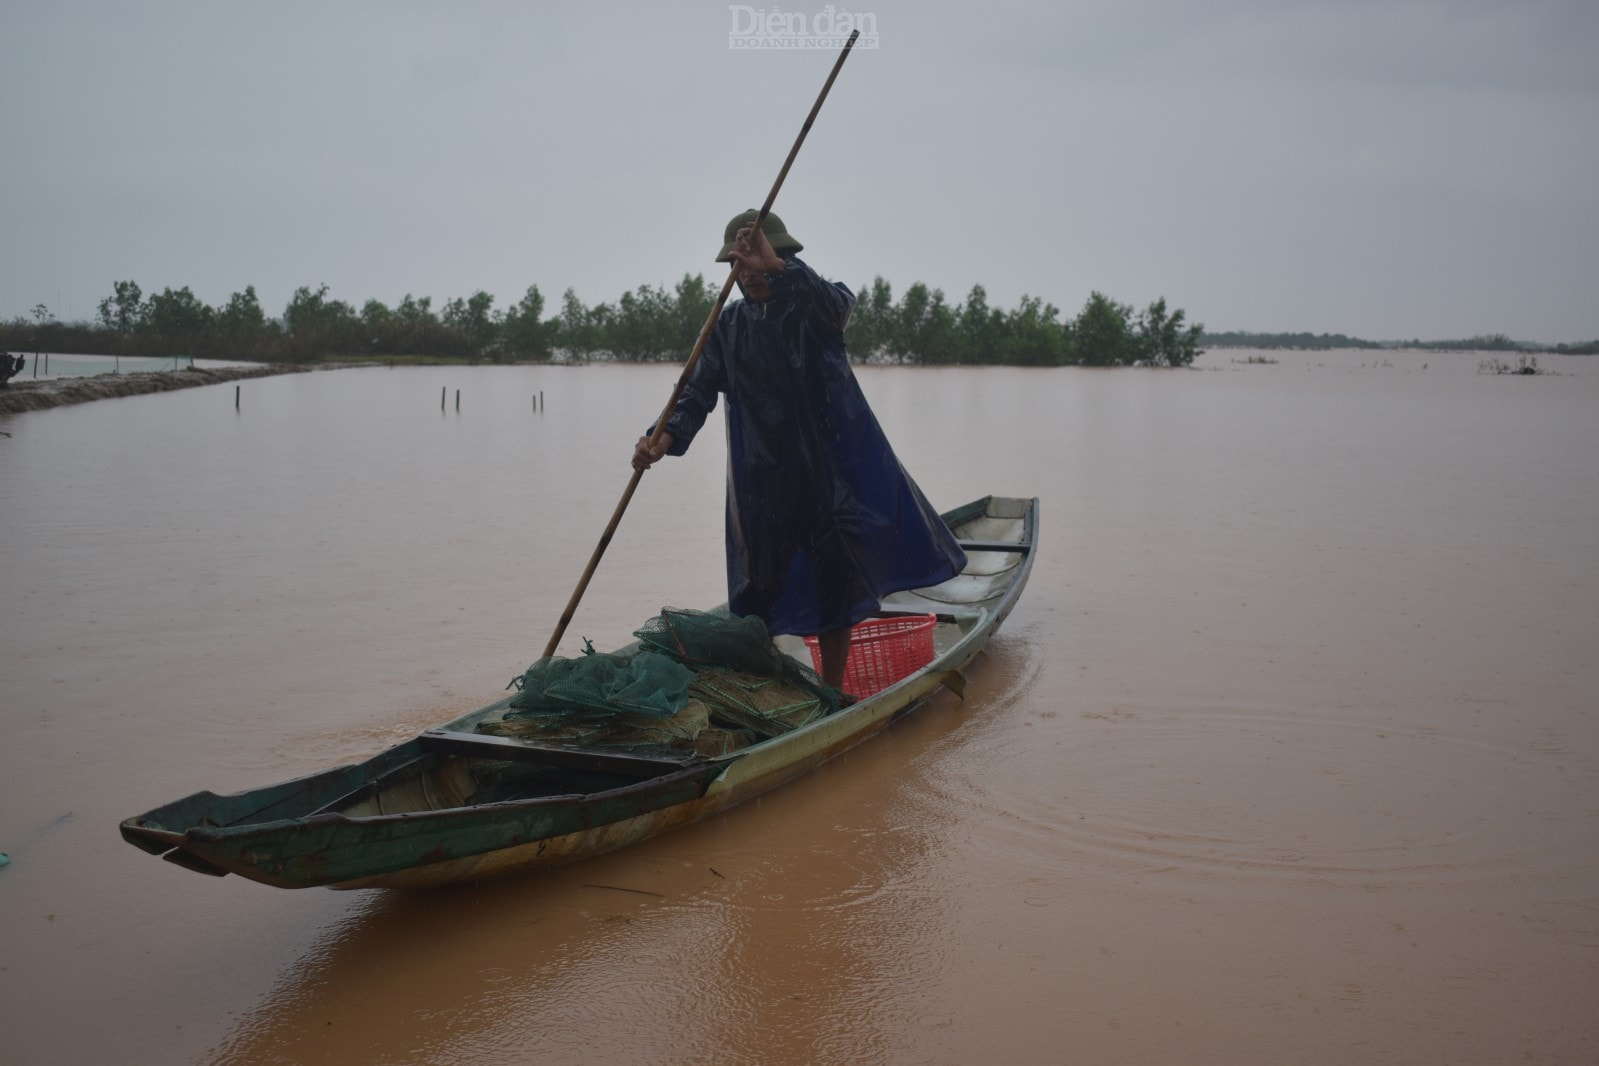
xmin=915 ymin=287 xmax=959 ymax=365
xmin=283 ymin=284 xmax=359 ymax=358
xmin=1135 ymin=297 xmax=1203 ymax=367
xmin=98 ymin=280 xmax=143 ymax=333
xmin=890 ymin=282 xmax=932 ymax=364
xmin=612 ymin=284 xmax=674 ymax=359
xmin=1001 ymin=294 xmax=1068 ymax=366
xmin=557 ymin=288 xmax=598 ymax=356
xmin=956 ymin=284 xmax=1000 ymax=363
xmin=441 ymin=290 xmax=497 ymax=353
xmin=386 ymin=294 xmax=454 ymax=356
xmin=360 ymin=298 xmax=393 ymax=329
xmin=1074 ymin=291 xmax=1135 ymax=366
xmin=394 ymin=293 xmax=436 ymax=325
xmin=847 ymin=276 xmax=894 ymax=362
xmin=586 ymin=300 xmax=617 ymax=354
xmin=500 ymin=285 xmax=551 ymax=360
xmin=218 ymin=286 xmax=267 ymax=333
xmin=142 ymin=286 xmax=215 ymax=336
xmin=285 ymin=284 xmax=357 ymax=336
xmin=673 ymin=273 xmax=714 ymax=352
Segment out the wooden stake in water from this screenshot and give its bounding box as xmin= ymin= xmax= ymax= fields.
xmin=541 ymin=30 xmax=861 ymax=660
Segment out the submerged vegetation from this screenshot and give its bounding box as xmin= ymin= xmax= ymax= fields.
xmin=1478 ymin=355 xmax=1546 ymax=376
xmin=1 ymin=277 xmax=1203 ymax=368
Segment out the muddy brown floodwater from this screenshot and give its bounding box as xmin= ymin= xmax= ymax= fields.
xmin=1 ymin=351 xmax=1595 ymax=1064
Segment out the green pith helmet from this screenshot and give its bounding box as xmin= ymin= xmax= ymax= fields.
xmin=716 ymin=209 xmax=803 ymax=262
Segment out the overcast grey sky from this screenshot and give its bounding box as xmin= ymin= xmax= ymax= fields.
xmin=3 ymin=0 xmax=1595 ymax=341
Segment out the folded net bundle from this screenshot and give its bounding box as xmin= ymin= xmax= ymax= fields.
xmin=484 ymin=608 xmax=839 ymax=757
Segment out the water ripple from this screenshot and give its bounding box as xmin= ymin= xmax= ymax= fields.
xmin=945 ymin=702 xmax=1590 ymax=892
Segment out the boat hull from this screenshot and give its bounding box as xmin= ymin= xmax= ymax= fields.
xmin=120 ymin=495 xmax=1037 ymax=889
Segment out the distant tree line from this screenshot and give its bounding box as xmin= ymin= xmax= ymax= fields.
xmin=1407 ymin=332 xmax=1597 ymax=355
xmin=8 ymin=281 xmax=1592 ymax=364
xmin=2 ymin=281 xmax=556 ymax=364
xmin=1204 ymin=328 xmax=1597 ymax=355
xmin=1202 ymin=330 xmax=1384 ymax=350
xmin=0 ymin=275 xmax=1206 ymax=368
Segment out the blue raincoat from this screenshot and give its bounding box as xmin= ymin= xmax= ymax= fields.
xmin=659 ymin=256 xmax=967 ymax=636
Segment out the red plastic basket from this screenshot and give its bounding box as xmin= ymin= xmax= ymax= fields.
xmin=804 ymin=614 xmax=937 ymax=698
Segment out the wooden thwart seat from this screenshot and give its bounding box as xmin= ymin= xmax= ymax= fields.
xmin=957 ymin=539 xmax=1031 ymax=554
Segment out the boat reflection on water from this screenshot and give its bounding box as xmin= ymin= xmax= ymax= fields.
xmin=201 ymin=674 xmax=1018 ymax=1064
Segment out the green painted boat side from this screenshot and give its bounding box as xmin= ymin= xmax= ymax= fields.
xmin=120 ymin=741 xmax=433 ymax=857
xmin=119 ymin=495 xmax=1037 ymax=890
xmin=126 ymin=762 xmax=721 ymax=889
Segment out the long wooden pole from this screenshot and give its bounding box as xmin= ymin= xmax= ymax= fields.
xmin=543 ymin=30 xmax=860 ymax=660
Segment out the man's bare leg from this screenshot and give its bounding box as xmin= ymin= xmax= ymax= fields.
xmin=816 ymin=628 xmax=852 ymax=694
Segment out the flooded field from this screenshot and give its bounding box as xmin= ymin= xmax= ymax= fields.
xmin=1 ymin=350 xmax=1595 ymax=1063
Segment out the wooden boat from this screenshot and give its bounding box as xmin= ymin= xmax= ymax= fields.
xmin=120 ymin=495 xmax=1037 ymax=889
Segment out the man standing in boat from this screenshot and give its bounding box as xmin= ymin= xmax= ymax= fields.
xmin=633 ymin=210 xmax=966 ymax=694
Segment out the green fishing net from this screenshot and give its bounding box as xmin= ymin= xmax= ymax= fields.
xmin=490 ymin=608 xmax=839 ymax=756
xmin=506 ymin=643 xmax=694 ymax=718
xmin=633 ymin=608 xmax=839 ymax=715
